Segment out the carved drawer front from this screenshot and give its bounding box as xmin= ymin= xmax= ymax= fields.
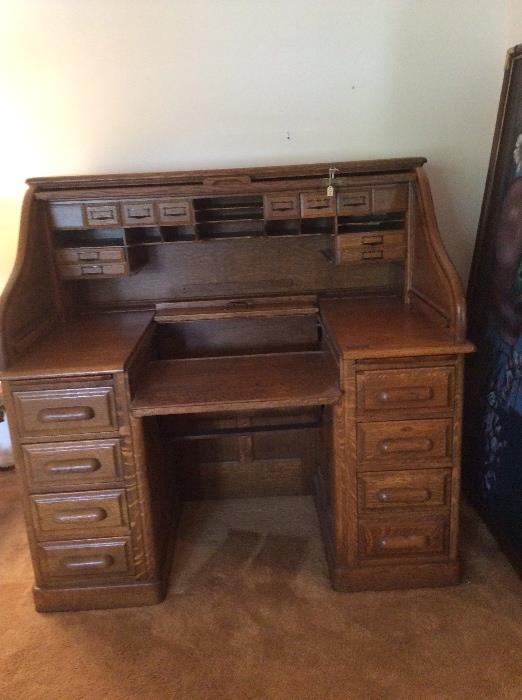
xmin=30 ymin=489 xmax=129 ymax=539
xmin=157 ymin=199 xmax=194 ymax=225
xmin=121 ymin=201 xmax=156 ymax=226
xmin=300 ymin=191 xmax=336 ymax=218
xmin=37 ymin=537 xmax=134 ymax=583
xmin=358 ymin=469 xmax=451 ymax=513
xmin=83 ymin=203 xmax=120 ymax=227
xmin=264 ymin=194 xmax=300 ymax=220
xmin=358 ymin=515 xmax=448 ymax=561
xmin=357 ymin=418 xmax=452 ymax=471
xmin=22 ymin=438 xmax=123 ymax=490
xmin=337 ymin=189 xmax=371 ymax=215
xmin=357 ymin=366 xmax=454 ymax=417
xmin=55 ymin=246 xmax=125 ymax=265
xmin=12 ymin=386 xmax=117 ymax=440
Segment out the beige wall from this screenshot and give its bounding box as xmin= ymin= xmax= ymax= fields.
xmin=0 ymin=1 xmax=518 ymax=291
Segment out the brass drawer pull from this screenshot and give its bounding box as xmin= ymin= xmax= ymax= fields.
xmin=53 ymin=508 xmax=107 ymax=524
xmin=90 ymin=213 xmax=114 ymax=221
xmin=46 ymin=458 xmax=102 ymax=475
xmin=379 ymin=534 xmax=428 ymax=551
xmin=379 ymin=437 xmax=434 ymax=454
xmin=127 ymin=212 xmax=150 ymax=219
xmin=272 ymin=201 xmax=295 ymax=211
xmin=38 ymin=406 xmax=95 ymax=423
xmin=78 ymin=251 xmax=100 ymax=261
xmin=162 ymin=206 xmax=186 ymax=217
xmin=378 ymin=387 xmax=435 ymax=403
xmin=62 ymin=554 xmax=114 ymax=570
xmin=307 ymin=202 xmax=330 ymax=209
xmin=362 ymin=250 xmax=383 ymax=260
xmin=81 ymin=265 xmax=103 ymax=275
xmin=362 ymin=235 xmax=383 ymax=245
xmin=377 ymin=488 xmax=432 ymax=504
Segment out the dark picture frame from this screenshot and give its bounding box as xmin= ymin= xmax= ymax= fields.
xmin=465 ymin=44 xmax=522 ymax=570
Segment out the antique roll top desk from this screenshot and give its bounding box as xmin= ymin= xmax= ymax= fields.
xmin=0 ymin=158 xmax=474 ymax=612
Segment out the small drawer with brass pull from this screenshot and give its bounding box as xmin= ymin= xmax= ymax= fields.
xmin=357 ymin=418 xmax=453 ymax=471
xmin=58 ymin=261 xmax=129 ymax=279
xmin=335 ymin=230 xmax=406 ymax=264
xmin=55 ymin=247 xmax=125 ymax=265
xmin=12 ymin=386 xmax=117 ymax=440
xmin=22 ymin=438 xmax=123 ymax=490
xmin=358 ymin=469 xmax=451 ymax=513
xmin=264 ymin=194 xmax=300 ymax=220
xmin=83 ymin=203 xmax=120 ymax=227
xmin=337 ymin=189 xmax=371 ymax=215
xmin=121 ymin=201 xmax=156 ymax=226
xmin=30 ymin=489 xmax=129 ymax=539
xmin=358 ymin=514 xmax=448 ymax=561
xmin=36 ymin=537 xmax=134 ymax=582
xmin=300 ymin=191 xmax=336 ymax=218
xmin=357 ymin=366 xmax=454 ymax=417
xmin=157 ymin=199 xmax=194 ymax=225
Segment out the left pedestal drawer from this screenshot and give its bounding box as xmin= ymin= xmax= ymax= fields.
xmin=30 ymin=489 xmax=129 ymax=540
xmin=12 ymin=386 xmax=117 ymax=440
xmin=36 ymin=537 xmax=134 ymax=584
xmin=22 ymin=438 xmax=123 ymax=490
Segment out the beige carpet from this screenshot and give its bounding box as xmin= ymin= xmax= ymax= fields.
xmin=1 ymin=469 xmax=522 ymax=700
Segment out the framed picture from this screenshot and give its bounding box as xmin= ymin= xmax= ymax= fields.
xmin=465 ymin=43 xmax=522 ymax=566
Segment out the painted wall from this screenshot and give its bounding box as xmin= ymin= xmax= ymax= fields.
xmin=0 ymin=1 xmax=516 ymax=291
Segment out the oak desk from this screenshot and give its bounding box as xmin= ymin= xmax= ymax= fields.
xmin=0 ymin=159 xmax=473 ymax=611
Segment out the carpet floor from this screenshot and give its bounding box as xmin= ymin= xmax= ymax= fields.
xmin=0 ymin=468 xmax=521 ymax=700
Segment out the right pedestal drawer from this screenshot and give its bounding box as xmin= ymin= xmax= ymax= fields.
xmin=358 ymin=514 xmax=449 ymax=562
xmin=358 ymin=469 xmax=451 ymax=513
xmin=356 ymin=366 xmax=454 ymax=417
xmin=357 ymin=418 xmax=453 ymax=470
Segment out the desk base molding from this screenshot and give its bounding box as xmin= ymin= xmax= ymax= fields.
xmin=33 ymin=579 xmax=167 ymax=613
xmin=330 ymin=560 xmax=460 ymax=593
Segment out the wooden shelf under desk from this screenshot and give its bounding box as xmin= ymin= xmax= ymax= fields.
xmin=131 ymin=351 xmax=341 ymax=417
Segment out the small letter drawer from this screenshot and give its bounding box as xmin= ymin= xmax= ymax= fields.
xmin=337 ymin=189 xmax=371 ymax=215
xmin=264 ymin=194 xmax=300 ymax=220
xmin=157 ymin=199 xmax=194 ymax=224
xmin=83 ymin=203 xmax=120 ymax=227
xmin=300 ymin=191 xmax=336 ymax=218
xmin=122 ymin=201 xmax=156 ymax=225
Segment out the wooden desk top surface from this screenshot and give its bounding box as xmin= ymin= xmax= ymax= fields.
xmin=0 ymin=311 xmax=154 ymax=380
xmin=319 ymin=297 xmax=475 ymax=359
